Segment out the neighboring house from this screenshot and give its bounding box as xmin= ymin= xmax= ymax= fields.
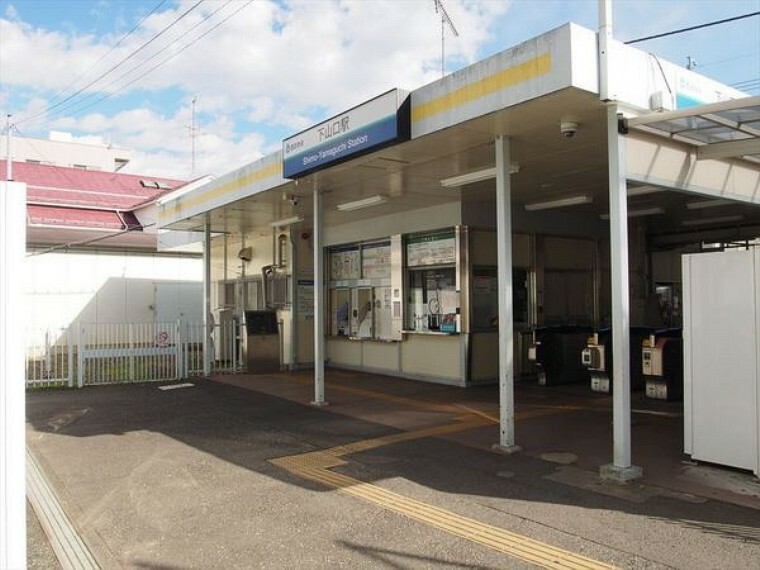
xmin=1 ymin=134 xmax=205 ymax=346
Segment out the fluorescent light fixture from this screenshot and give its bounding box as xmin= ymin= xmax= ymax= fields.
xmin=439 ymin=164 xmax=520 ymax=188
xmin=524 ymin=194 xmax=593 ymax=211
xmin=685 ymin=199 xmax=731 ymax=210
xmin=627 ymin=185 xmax=665 ymax=197
xmin=270 ymin=216 xmax=303 ymax=228
xmin=681 ymin=215 xmax=743 ymax=227
xmin=600 ymin=207 xmax=665 ymax=220
xmin=336 ymin=195 xmax=387 ymax=211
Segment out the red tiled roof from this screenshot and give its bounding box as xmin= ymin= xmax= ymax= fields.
xmin=1 ymin=160 xmax=186 ymax=210
xmin=27 ymin=205 xmax=138 ymax=230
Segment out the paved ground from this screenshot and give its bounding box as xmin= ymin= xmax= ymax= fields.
xmin=26 ymin=372 xmax=760 ymax=569
xmin=27 ymin=501 xmax=61 ymax=570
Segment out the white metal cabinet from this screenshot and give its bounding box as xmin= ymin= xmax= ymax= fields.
xmin=683 ymin=250 xmax=760 ymax=476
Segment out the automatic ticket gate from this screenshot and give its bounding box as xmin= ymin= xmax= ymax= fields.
xmin=528 ymin=325 xmax=593 ymax=386
xmin=242 ymin=310 xmax=280 ymax=373
xmin=642 ymin=328 xmax=683 ymax=401
xmin=581 ymin=327 xmax=653 ymax=393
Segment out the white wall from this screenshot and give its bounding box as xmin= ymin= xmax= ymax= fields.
xmin=1 ymin=134 xmax=131 ymax=172
xmin=24 ymin=251 xmax=202 ymax=337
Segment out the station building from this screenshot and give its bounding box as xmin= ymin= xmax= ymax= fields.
xmin=157 ymin=21 xmax=760 ymax=480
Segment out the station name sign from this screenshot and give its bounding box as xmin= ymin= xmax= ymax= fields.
xmin=282 ymin=89 xmax=410 ymax=179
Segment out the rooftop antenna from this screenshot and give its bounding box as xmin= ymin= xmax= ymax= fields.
xmin=186 ymin=96 xmax=198 ymax=176
xmin=434 ymin=0 xmax=459 ymax=78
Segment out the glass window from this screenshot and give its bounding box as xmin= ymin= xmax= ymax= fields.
xmin=406 ymin=267 xmax=457 ymax=331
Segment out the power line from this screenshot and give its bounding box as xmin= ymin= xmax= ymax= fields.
xmin=625 ymin=11 xmax=760 ymax=44
xmin=42 ymin=0 xmax=169 ymax=110
xmin=23 ymin=0 xmax=233 ymax=126
xmin=17 ymin=0 xmax=205 ymax=126
xmin=24 ymin=0 xmax=254 ymax=124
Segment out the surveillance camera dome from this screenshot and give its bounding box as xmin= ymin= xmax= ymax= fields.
xmin=560 ymin=121 xmax=578 ymax=138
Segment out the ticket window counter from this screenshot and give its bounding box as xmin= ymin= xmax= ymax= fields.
xmin=406 ymin=267 xmax=458 ymax=333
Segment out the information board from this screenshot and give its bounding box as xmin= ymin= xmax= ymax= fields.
xmin=406 ymin=230 xmax=456 ymax=267
xmin=362 ymin=242 xmax=391 ymax=279
xmin=330 ymin=246 xmax=360 ymax=280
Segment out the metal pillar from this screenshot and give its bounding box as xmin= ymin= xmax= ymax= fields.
xmin=493 ymin=136 xmax=520 ymax=454
xmin=203 ymin=214 xmax=212 ymax=377
xmin=1 ymin=181 xmax=27 ymax=569
xmin=312 ymin=186 xmax=327 ymax=405
xmin=601 ymin=105 xmax=642 ymax=482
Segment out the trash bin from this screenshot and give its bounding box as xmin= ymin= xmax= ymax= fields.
xmin=242 ymin=310 xmax=280 ymax=373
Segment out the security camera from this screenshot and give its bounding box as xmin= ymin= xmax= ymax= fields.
xmin=286 ymin=195 xmax=299 ymax=206
xmin=560 ymin=121 xmax=578 ymax=138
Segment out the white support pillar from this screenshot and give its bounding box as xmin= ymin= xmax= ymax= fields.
xmin=601 ymin=105 xmax=641 ymax=483
xmin=312 ymin=186 xmax=327 ymax=406
xmin=493 ymin=136 xmax=520 ymax=454
xmin=203 ymin=214 xmax=212 ymax=377
xmin=1 ymin=180 xmax=27 ymax=570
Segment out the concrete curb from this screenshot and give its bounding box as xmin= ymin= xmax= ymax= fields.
xmin=26 ymin=449 xmax=99 ymax=570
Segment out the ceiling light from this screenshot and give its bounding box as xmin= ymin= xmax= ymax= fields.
xmin=524 ymin=194 xmax=593 ymax=211
xmin=336 ymin=195 xmax=387 ymax=211
xmin=600 ymin=207 xmax=665 ymax=220
xmin=627 ymin=185 xmax=665 ymax=197
xmin=439 ymin=164 xmax=520 ymax=188
xmin=681 ymin=215 xmax=743 ymax=227
xmin=270 ymin=216 xmax=304 ymax=228
xmin=685 ymin=199 xmax=731 ymax=210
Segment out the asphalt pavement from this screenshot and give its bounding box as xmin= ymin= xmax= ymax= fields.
xmin=25 ymin=373 xmax=760 ymax=569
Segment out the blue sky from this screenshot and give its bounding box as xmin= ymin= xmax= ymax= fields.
xmin=1 ymin=0 xmax=758 ymax=178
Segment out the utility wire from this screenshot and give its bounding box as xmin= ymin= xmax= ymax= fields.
xmin=42 ymin=0 xmax=169 ymax=110
xmin=17 ymin=0 xmax=205 ymax=126
xmin=625 ymin=11 xmax=760 ymax=44
xmin=24 ymin=0 xmax=234 ymax=125
xmin=28 ymin=0 xmax=254 ymax=123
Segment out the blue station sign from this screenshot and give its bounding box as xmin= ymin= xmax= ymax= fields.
xmin=282 ymin=89 xmax=410 ymax=179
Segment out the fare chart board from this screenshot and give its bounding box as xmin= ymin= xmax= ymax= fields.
xmin=406 ymin=230 xmax=456 ymax=267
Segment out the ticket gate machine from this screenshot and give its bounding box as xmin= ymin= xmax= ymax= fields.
xmin=581 ymin=327 xmax=654 ymax=393
xmin=642 ymin=328 xmax=683 ymax=401
xmin=528 ymin=325 xmax=593 ymax=386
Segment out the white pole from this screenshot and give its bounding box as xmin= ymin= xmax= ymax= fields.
xmin=312 ymin=185 xmax=326 ymax=405
xmin=493 ymin=135 xmax=520 ymax=454
xmin=5 ymin=115 xmax=12 ymax=181
xmin=0 ymin=180 xmax=27 ymax=569
xmin=601 ymin=105 xmax=641 ymax=482
xmin=598 ymin=0 xmax=613 ymax=101
xmin=598 ymin=0 xmax=640 ymax=483
xmin=203 ymin=214 xmax=212 ymax=377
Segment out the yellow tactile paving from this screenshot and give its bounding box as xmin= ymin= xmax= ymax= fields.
xmin=270 ymin=415 xmax=617 ymax=569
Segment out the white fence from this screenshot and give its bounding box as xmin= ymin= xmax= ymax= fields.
xmin=24 ymin=320 xmax=241 ymax=389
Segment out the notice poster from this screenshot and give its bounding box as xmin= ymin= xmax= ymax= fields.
xmin=362 ymin=242 xmax=391 ymax=279
xmin=406 ymin=230 xmax=456 ymax=267
xmin=297 ymin=279 xmax=314 ymax=319
xmin=330 ymin=246 xmax=360 ymax=280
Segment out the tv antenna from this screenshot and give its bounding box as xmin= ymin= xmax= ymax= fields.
xmin=186 ymin=96 xmax=199 ymax=176
xmin=434 ymin=0 xmax=459 ymax=78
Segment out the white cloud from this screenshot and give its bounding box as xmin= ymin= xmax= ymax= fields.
xmin=0 ymin=0 xmax=512 ymax=179
xmin=7 ymin=0 xmax=755 ymax=182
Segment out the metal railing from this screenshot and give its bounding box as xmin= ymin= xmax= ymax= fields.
xmin=25 ymin=320 xmax=241 ymax=389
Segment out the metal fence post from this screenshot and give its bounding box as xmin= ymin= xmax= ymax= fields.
xmin=175 ymin=319 xmax=182 ymax=380
xmin=67 ymin=327 xmax=74 ymax=388
xmin=128 ymin=323 xmax=135 ymax=382
xmin=77 ymin=323 xmax=84 ymax=388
